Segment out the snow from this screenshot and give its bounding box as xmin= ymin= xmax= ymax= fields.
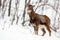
xmin=0 ymin=26 xmax=60 ymax=40
xmin=0 ymin=19 xmax=60 ymax=40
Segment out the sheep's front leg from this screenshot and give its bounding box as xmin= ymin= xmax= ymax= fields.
xmin=34 ymin=26 xmax=38 ymax=35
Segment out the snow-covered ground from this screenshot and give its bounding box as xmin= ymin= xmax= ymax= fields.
xmin=0 ymin=18 xmax=60 ymax=40
xmin=0 ymin=23 xmax=60 ymax=40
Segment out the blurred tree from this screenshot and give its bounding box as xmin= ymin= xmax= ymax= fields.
xmin=39 ymin=0 xmax=42 ymax=2
xmin=2 ymin=0 xmax=7 ymax=18
xmin=11 ymin=0 xmax=19 ymax=25
xmin=0 ymin=0 xmax=1 ymax=7
xmin=53 ymin=0 xmax=59 ymax=30
xmin=2 ymin=0 xmax=6 ymax=10
xmin=22 ymin=0 xmax=31 ymax=26
xmin=8 ymin=0 xmax=12 ymax=16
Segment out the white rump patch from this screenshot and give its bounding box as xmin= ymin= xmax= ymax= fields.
xmin=38 ymin=25 xmax=46 ymax=29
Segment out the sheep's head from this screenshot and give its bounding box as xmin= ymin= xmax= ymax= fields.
xmin=26 ymin=4 xmax=35 ymax=14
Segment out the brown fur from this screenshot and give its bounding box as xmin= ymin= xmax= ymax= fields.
xmin=27 ymin=4 xmax=51 ymax=36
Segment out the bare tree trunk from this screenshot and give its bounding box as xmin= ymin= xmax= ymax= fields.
xmin=2 ymin=0 xmax=6 ymax=10
xmin=8 ymin=0 xmax=12 ymax=16
xmin=11 ymin=14 xmax=15 ymax=25
xmin=53 ymin=0 xmax=59 ymax=30
xmin=58 ymin=15 xmax=60 ymax=28
xmin=15 ymin=0 xmax=19 ymax=24
xmin=22 ymin=0 xmax=27 ymax=26
xmin=0 ymin=0 xmax=1 ymax=7
xmin=2 ymin=0 xmax=7 ymax=18
xmin=39 ymin=0 xmax=42 ymax=2
xmin=28 ymin=0 xmax=30 ymax=3
xmin=22 ymin=0 xmax=31 ymax=26
xmin=11 ymin=0 xmax=19 ymax=25
xmin=41 ymin=0 xmax=48 ymax=14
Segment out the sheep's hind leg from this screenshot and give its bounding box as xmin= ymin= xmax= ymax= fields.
xmin=46 ymin=25 xmax=51 ymax=36
xmin=41 ymin=28 xmax=46 ymax=36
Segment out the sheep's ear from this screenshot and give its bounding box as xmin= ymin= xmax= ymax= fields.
xmin=26 ymin=3 xmax=31 ymax=6
xmin=33 ymin=5 xmax=35 ymax=7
